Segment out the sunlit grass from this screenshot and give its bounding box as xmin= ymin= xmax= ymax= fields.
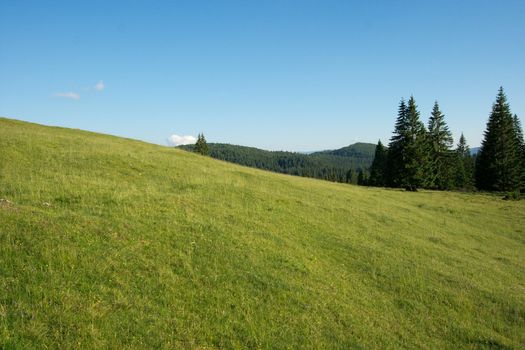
xmin=1 ymin=117 xmax=524 ymax=349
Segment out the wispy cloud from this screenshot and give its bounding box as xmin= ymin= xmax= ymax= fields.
xmin=94 ymin=80 xmax=105 ymax=91
xmin=54 ymin=92 xmax=80 ymax=100
xmin=167 ymin=134 xmax=197 ymax=146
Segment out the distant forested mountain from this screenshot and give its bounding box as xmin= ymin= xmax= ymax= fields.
xmin=310 ymin=142 xmax=376 ymax=158
xmin=309 ymin=143 xmax=377 ymax=166
xmin=179 ymin=142 xmax=376 ymax=183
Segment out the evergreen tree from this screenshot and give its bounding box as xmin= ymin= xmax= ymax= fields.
xmin=427 ymin=101 xmax=454 ymax=189
xmin=357 ymin=169 xmax=367 ymax=186
xmin=456 ymin=133 xmax=470 ymax=158
xmin=386 ymin=97 xmax=431 ymax=190
xmin=368 ymin=140 xmax=388 ymax=186
xmin=385 ymin=97 xmax=429 ymax=190
xmin=346 ymin=169 xmax=354 ymax=184
xmin=403 ymin=96 xmax=432 ymax=190
xmin=454 ymin=133 xmax=474 ymax=189
xmin=513 ymin=115 xmax=525 ymax=156
xmin=476 ymin=87 xmax=522 ymax=191
xmin=195 ymin=133 xmax=209 ymax=156
xmin=386 ymin=99 xmax=408 ymax=187
xmin=513 ymin=114 xmax=525 ymax=190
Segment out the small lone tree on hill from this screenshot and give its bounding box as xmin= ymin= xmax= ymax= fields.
xmin=195 ymin=133 xmax=209 ymax=156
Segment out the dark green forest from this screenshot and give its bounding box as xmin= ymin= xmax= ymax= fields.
xmin=179 ymin=142 xmax=375 ymax=183
xmin=182 ymin=87 xmax=525 ymax=194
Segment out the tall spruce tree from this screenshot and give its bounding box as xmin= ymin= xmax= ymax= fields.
xmin=369 ymin=140 xmax=388 ymax=186
xmin=513 ymin=115 xmax=525 ymax=157
xmin=427 ymin=101 xmax=454 ymax=189
xmin=195 ymin=133 xmax=209 ymax=156
xmin=455 ymin=133 xmax=474 ymax=189
xmin=512 ymin=115 xmax=525 ymax=190
xmin=476 ymin=87 xmax=522 ymax=191
xmin=386 ymin=96 xmax=430 ymax=190
xmin=386 ymin=99 xmax=408 ymax=187
xmin=404 ymin=96 xmax=432 ymax=190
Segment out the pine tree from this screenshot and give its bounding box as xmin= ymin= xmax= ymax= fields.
xmin=454 ymin=133 xmax=474 ymax=189
xmin=386 ymin=99 xmax=408 ymax=187
xmin=427 ymin=101 xmax=454 ymax=189
xmin=368 ymin=140 xmax=388 ymax=186
xmin=512 ymin=115 xmax=525 ymax=190
xmin=456 ymin=134 xmax=470 ymax=158
xmin=386 ymin=97 xmax=431 ymax=190
xmin=346 ymin=169 xmax=354 ymax=184
xmin=357 ymin=169 xmax=367 ymax=186
xmin=399 ymin=97 xmax=431 ymax=190
xmin=476 ymin=87 xmax=522 ymax=191
xmin=195 ymin=133 xmax=209 ymax=156
xmin=513 ymin=115 xmax=525 ymax=156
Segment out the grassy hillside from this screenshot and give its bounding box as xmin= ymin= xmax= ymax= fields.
xmin=1 ymin=117 xmax=524 ymax=349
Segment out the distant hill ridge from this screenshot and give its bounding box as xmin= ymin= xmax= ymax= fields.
xmin=310 ymin=142 xmax=377 ymax=157
xmin=179 ymin=142 xmax=376 ymax=183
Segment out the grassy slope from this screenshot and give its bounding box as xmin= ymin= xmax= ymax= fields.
xmin=0 ymin=117 xmax=524 ymax=349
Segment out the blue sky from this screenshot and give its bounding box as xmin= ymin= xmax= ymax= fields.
xmin=1 ymin=0 xmax=524 ymax=151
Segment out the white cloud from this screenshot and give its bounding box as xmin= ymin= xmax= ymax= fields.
xmin=167 ymin=134 xmax=197 ymax=146
xmin=54 ymin=92 xmax=80 ymax=100
xmin=94 ymin=80 xmax=105 ymax=91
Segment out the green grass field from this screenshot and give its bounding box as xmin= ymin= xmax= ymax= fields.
xmin=1 ymin=117 xmax=524 ymax=349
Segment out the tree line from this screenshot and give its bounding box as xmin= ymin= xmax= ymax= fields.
xmin=368 ymin=87 xmax=524 ymax=193
xmin=181 ymin=141 xmax=375 ymax=183
xmin=186 ymin=87 xmax=524 ymax=194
